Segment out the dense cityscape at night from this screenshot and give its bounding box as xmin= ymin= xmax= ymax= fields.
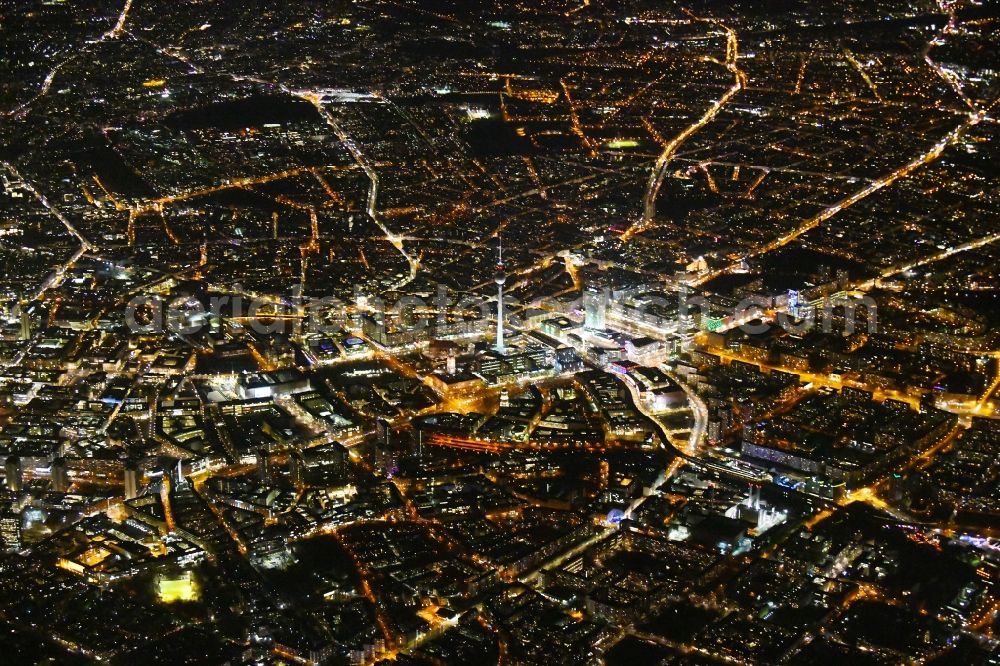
xmin=0 ymin=0 xmax=999 ymax=663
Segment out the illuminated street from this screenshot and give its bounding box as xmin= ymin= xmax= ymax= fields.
xmin=0 ymin=1 xmax=998 ymax=665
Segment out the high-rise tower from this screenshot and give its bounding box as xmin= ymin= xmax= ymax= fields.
xmin=5 ymin=456 xmax=21 ymax=493
xmin=50 ymin=457 xmax=68 ymax=493
xmin=124 ymin=460 xmax=139 ymax=500
xmin=584 ymin=284 xmax=608 ymax=331
xmin=494 ymin=236 xmax=507 ymax=354
xmin=16 ymin=302 xmax=31 ymax=342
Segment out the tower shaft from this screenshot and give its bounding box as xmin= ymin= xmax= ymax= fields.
xmin=496 ymin=282 xmax=504 ymax=354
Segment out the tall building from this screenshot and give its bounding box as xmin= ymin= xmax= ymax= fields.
xmin=170 ymin=458 xmax=188 ymax=490
xmin=787 ymin=289 xmax=800 ymax=318
xmin=0 ymin=513 xmax=21 ymax=552
xmin=257 ymin=448 xmax=272 ymax=484
xmin=50 ymin=457 xmax=68 ymax=493
xmin=584 ymin=285 xmax=608 ymax=331
xmin=124 ymin=460 xmax=139 ymax=500
xmin=5 ymin=456 xmax=21 ymax=493
xmin=290 ymin=452 xmax=306 ymax=488
xmin=376 ymin=418 xmax=391 ymax=446
xmin=304 ymin=442 xmax=349 ymax=479
xmin=495 ymin=237 xmax=507 ymax=354
xmin=17 ymin=302 xmax=31 ymax=341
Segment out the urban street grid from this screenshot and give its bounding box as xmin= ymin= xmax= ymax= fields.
xmin=0 ymin=1 xmax=999 ymax=664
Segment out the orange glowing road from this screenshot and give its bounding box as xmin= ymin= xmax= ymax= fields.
xmin=105 ymin=0 xmax=134 ymax=40
xmin=740 ymin=106 xmax=989 ymax=263
xmin=704 ymin=345 xmax=923 ymax=411
xmin=1 ymin=162 xmax=93 ymax=305
xmin=7 ymin=0 xmax=136 ymax=119
xmin=843 ymin=48 xmax=883 ymax=102
xmin=724 ymin=9 xmax=995 ymax=276
xmin=973 ymin=368 xmax=1000 ymax=415
xmin=794 ymin=55 xmax=808 ymax=96
xmin=4 ymin=162 xmax=94 ymax=251
xmin=301 ymin=93 xmax=419 ymax=288
xmin=603 ymin=74 xmax=665 ymax=125
xmin=853 ymin=231 xmax=1000 ymax=290
xmin=130 ymin=165 xmax=357 ymax=216
xmin=625 ymin=13 xmax=746 ymax=240
xmin=925 ymin=0 xmax=978 ymax=112
xmin=425 ymin=431 xmax=644 ymax=455
xmin=560 ymin=78 xmax=596 ymax=156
